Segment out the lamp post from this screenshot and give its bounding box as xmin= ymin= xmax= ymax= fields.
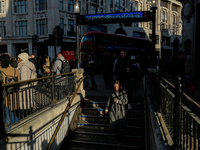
xmin=74 ymin=0 xmax=80 ymax=68
xmin=148 ymin=0 xmax=157 ymax=62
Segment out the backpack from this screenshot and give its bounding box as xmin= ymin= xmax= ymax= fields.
xmin=0 ymin=69 xmax=19 ymax=93
xmin=58 ymin=59 xmax=70 ymax=74
xmin=29 ymin=68 xmax=37 ymax=86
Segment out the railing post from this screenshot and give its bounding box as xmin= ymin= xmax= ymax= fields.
xmin=51 ymin=72 xmax=56 ymax=106
xmin=173 ymin=76 xmax=182 ymax=149
xmin=0 ymin=81 xmax=5 ymax=136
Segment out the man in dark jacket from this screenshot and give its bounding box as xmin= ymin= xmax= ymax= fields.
xmin=87 ymin=53 xmax=98 ymax=90
xmin=115 ymin=50 xmax=132 ymax=109
xmin=29 ymin=53 xmax=38 ymax=73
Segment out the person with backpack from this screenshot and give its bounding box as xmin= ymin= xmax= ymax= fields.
xmin=17 ymin=52 xmax=36 ymax=117
xmin=0 ymin=53 xmax=20 ymax=124
xmin=53 ymin=52 xmax=70 ymax=75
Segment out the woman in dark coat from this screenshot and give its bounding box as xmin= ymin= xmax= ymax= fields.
xmin=105 ymin=80 xmax=128 ymax=144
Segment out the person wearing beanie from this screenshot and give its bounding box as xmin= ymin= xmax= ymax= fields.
xmin=17 ymin=52 xmax=36 ymax=117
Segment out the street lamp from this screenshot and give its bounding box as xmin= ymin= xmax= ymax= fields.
xmin=147 ymin=0 xmax=158 ymax=61
xmin=74 ymin=0 xmax=80 ymax=68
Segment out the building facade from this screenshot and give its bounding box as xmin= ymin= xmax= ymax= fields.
xmin=0 ymin=0 xmax=182 ymax=60
xmin=178 ymin=0 xmax=200 ymax=80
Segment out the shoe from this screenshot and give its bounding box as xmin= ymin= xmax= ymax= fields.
xmin=128 ymin=103 xmax=132 ymax=110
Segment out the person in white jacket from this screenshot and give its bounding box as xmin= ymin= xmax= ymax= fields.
xmin=17 ymin=52 xmax=36 ymax=117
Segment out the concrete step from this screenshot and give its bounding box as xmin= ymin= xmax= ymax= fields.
xmin=82 ymin=101 xmax=144 ymax=111
xmin=66 ymin=140 xmax=145 ymax=150
xmin=76 ymin=121 xmax=145 ymax=135
xmin=70 ymin=131 xmax=144 ymax=146
xmin=81 ymin=108 xmax=144 ymax=118
xmin=78 ymin=114 xmax=144 ymax=126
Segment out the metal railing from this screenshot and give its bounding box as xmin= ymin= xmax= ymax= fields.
xmin=153 ymin=73 xmax=200 ymax=149
xmin=1 ymin=72 xmax=76 ymax=130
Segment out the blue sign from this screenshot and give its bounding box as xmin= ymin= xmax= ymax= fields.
xmin=85 ymin=12 xmax=143 ymax=21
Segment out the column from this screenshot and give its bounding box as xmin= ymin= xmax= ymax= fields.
xmin=7 ymin=43 xmax=16 ymax=59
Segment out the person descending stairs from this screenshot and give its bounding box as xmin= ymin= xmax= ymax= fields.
xmin=60 ymin=96 xmax=146 ymax=150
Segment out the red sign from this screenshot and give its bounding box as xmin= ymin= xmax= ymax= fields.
xmin=62 ymin=50 xmax=75 ymax=61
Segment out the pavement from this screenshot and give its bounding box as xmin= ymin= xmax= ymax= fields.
xmin=84 ymin=74 xmax=145 ymax=100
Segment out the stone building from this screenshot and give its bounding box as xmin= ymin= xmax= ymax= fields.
xmin=178 ymin=0 xmax=200 ymax=80
xmin=0 ymin=0 xmax=182 ymax=60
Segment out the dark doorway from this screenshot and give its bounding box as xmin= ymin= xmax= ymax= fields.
xmin=173 ymin=37 xmax=179 ymax=57
xmin=37 ymin=42 xmax=48 ymax=58
xmin=16 ymin=43 xmax=29 ymax=56
xmin=0 ymin=45 xmax=7 ymax=54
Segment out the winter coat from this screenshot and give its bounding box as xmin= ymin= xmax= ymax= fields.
xmin=53 ymin=56 xmax=65 ymax=75
xmin=17 ymin=60 xmax=36 ymax=109
xmin=105 ymin=90 xmax=128 ymax=123
xmin=0 ymin=65 xmax=20 ymax=111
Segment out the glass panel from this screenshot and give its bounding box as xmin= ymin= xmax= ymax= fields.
xmin=36 ymin=0 xmax=39 ymax=11
xmin=60 ymin=0 xmax=63 ymax=10
xmin=3 ymin=21 xmax=6 ymax=36
xmin=14 ymin=1 xmax=17 ymax=13
xmin=68 ymin=0 xmax=74 ymax=12
xmin=15 ymin=21 xmax=18 ymax=36
xmin=0 ymin=22 xmax=2 ymax=36
xmin=60 ymin=18 xmax=64 ymax=29
xmin=115 ymin=0 xmax=119 ymax=9
xmin=2 ymin=1 xmax=5 ymax=13
xmin=91 ymin=6 xmax=97 ymax=14
xmin=25 ymin=0 xmax=27 ymax=12
xmin=36 ymin=20 xmax=39 ymax=35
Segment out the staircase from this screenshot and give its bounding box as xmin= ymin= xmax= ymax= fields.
xmin=60 ymin=96 xmax=146 ymax=150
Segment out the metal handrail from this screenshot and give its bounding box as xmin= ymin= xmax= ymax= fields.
xmin=2 ymin=71 xmax=77 ymax=87
xmin=46 ymin=76 xmax=84 ymax=150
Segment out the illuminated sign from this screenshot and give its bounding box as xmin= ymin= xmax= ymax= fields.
xmin=77 ymin=11 xmax=153 ymax=25
xmin=85 ymin=12 xmax=143 ymax=21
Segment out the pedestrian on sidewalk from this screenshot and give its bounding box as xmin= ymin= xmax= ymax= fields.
xmin=105 ymin=80 xmax=128 ymax=144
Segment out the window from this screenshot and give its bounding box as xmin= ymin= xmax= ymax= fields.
xmin=162 ymin=37 xmax=170 ymax=46
xmin=78 ymin=1 xmax=81 ymax=13
xmin=115 ymin=0 xmax=119 ymax=9
xmin=68 ymin=19 xmax=74 ymax=32
xmin=173 ymin=15 xmax=176 ymax=24
xmin=91 ymin=0 xmax=97 ymax=3
xmin=162 ymin=11 xmax=165 ymax=22
xmin=36 ymin=0 xmax=47 ymax=11
xmin=68 ymin=0 xmax=74 ymax=12
xmin=86 ymin=4 xmax=88 ymax=14
xmin=122 ymin=0 xmax=125 ymax=7
xmin=160 ymin=0 xmax=168 ymax=8
xmin=133 ymin=1 xmax=138 ymax=11
xmin=36 ymin=19 xmax=48 ymax=35
xmin=14 ymin=0 xmax=27 ymax=13
xmin=133 ymin=31 xmax=145 ymax=39
xmin=15 ymin=20 xmax=28 ymax=36
xmin=172 ymin=5 xmax=178 ymax=12
xmin=91 ymin=5 xmax=97 ymax=14
xmin=110 ymin=0 xmax=113 ymax=8
xmin=59 ymin=0 xmax=63 ymax=10
xmin=149 ymin=34 xmax=159 ymax=44
xmin=0 ymin=21 xmax=6 ymax=37
xmin=100 ymin=8 xmax=103 ymax=14
xmin=100 ymin=0 xmax=103 ymax=5
xmin=60 ymin=18 xmax=64 ymax=30
xmin=0 ymin=1 xmax=5 ymax=13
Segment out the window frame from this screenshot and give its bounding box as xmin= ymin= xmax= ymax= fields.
xmin=15 ymin=20 xmax=28 ymax=36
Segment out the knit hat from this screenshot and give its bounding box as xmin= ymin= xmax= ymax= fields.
xmin=131 ymin=55 xmax=136 ymax=60
xmin=18 ymin=52 xmax=29 ymax=61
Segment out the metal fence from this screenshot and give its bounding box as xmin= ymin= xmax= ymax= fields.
xmin=153 ymin=73 xmax=200 ymax=149
xmin=1 ymin=72 xmax=76 ymax=130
